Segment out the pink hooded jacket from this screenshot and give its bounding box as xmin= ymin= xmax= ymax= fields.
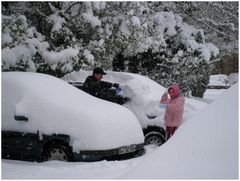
xmin=160 ymin=84 xmax=185 ymax=127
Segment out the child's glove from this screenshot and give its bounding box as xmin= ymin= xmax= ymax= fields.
xmin=162 ymin=92 xmax=168 ymax=99
xmin=159 ymin=103 xmax=167 ymax=109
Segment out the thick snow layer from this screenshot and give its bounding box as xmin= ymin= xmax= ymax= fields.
xmin=63 ymin=70 xmax=207 ymax=129
xmin=153 ymin=12 xmax=177 ymax=36
xmin=203 ymin=89 xmax=227 ymax=103
xmin=2 ymin=83 xmax=237 ymax=179
xmin=83 ymin=49 xmax=94 ymax=65
xmin=42 ymin=47 xmax=79 ymax=65
xmin=209 ymin=74 xmax=230 ymax=86
xmin=2 ymin=72 xmax=144 ymax=151
xmin=48 ymin=13 xmax=66 ymax=32
xmin=2 ymin=45 xmax=36 ymax=70
xmin=83 ymin=13 xmax=101 ymax=27
xmin=82 ymin=2 xmax=101 ymax=28
xmin=123 ymin=83 xmax=238 ymax=179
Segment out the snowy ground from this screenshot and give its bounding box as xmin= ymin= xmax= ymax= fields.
xmin=2 ymin=83 xmax=237 ymax=179
xmin=123 ymin=84 xmax=238 ymax=179
xmin=202 ymin=89 xmax=228 ymax=103
xmin=2 ymin=146 xmax=157 ymax=179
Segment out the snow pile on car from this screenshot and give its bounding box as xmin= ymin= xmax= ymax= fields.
xmin=63 ymin=70 xmax=207 ymax=129
xmin=208 ymin=74 xmax=230 ymax=86
xmin=2 ymin=72 xmax=144 ymax=151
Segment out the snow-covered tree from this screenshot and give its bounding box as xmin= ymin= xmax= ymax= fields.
xmin=2 ymin=14 xmax=49 ymax=72
xmin=2 ymin=1 xmax=224 ymax=96
xmin=113 ymin=11 xmax=219 ymax=97
xmin=159 ymin=1 xmax=238 ymax=56
xmin=2 ymin=2 xmax=84 ymax=77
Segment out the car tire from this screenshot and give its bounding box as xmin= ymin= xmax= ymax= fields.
xmin=144 ymin=126 xmax=166 ymax=146
xmin=43 ymin=142 xmax=73 ymax=161
xmin=145 ymin=132 xmax=164 ymax=146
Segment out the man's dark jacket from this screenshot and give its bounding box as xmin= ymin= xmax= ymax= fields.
xmin=83 ymin=75 xmax=126 ymax=104
xmin=83 ymin=75 xmax=112 ymax=97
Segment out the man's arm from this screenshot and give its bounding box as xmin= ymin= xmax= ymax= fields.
xmin=100 ymin=81 xmax=114 ymax=89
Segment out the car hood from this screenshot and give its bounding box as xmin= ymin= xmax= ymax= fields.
xmin=2 ymin=72 xmax=144 ymax=151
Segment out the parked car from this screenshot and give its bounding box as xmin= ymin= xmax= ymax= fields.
xmin=2 ymin=72 xmax=145 ymax=162
xmin=64 ymin=70 xmax=208 ymax=147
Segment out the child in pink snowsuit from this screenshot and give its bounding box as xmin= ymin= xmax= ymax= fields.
xmin=160 ymin=84 xmax=185 ymax=140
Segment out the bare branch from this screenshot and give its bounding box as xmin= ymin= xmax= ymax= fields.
xmin=192 ymin=16 xmax=236 ymax=40
xmin=65 ymin=2 xmax=81 ymax=14
xmin=211 ymin=3 xmax=238 ymax=20
xmin=36 ymin=8 xmax=48 ymax=18
xmin=47 ymin=2 xmax=57 ymax=12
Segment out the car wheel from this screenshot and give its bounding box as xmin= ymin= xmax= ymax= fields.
xmin=43 ymin=143 xmax=73 ymax=161
xmin=144 ymin=131 xmax=165 ymax=146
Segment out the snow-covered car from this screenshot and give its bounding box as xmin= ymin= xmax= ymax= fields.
xmin=63 ymin=70 xmax=208 ymax=146
xmin=2 ymin=72 xmax=145 ymax=162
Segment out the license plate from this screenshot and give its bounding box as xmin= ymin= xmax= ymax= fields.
xmin=119 ymin=145 xmax=137 ymax=154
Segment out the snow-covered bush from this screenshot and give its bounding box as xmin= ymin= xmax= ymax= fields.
xmin=2 ymin=13 xmax=83 ymax=77
xmin=2 ymin=14 xmax=49 ymax=72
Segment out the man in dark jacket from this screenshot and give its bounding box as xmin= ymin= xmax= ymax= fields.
xmin=83 ymin=67 xmax=130 ymax=105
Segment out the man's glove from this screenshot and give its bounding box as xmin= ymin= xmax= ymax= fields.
xmin=116 ymin=87 xmax=122 ymax=95
xmin=113 ymin=83 xmax=119 ymax=88
xmin=124 ymin=97 xmax=131 ymax=102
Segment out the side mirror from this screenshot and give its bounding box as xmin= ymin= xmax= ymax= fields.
xmin=14 ymin=115 xmax=28 ymax=122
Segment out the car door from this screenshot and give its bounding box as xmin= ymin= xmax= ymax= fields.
xmin=2 ymin=130 xmax=41 ymax=161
